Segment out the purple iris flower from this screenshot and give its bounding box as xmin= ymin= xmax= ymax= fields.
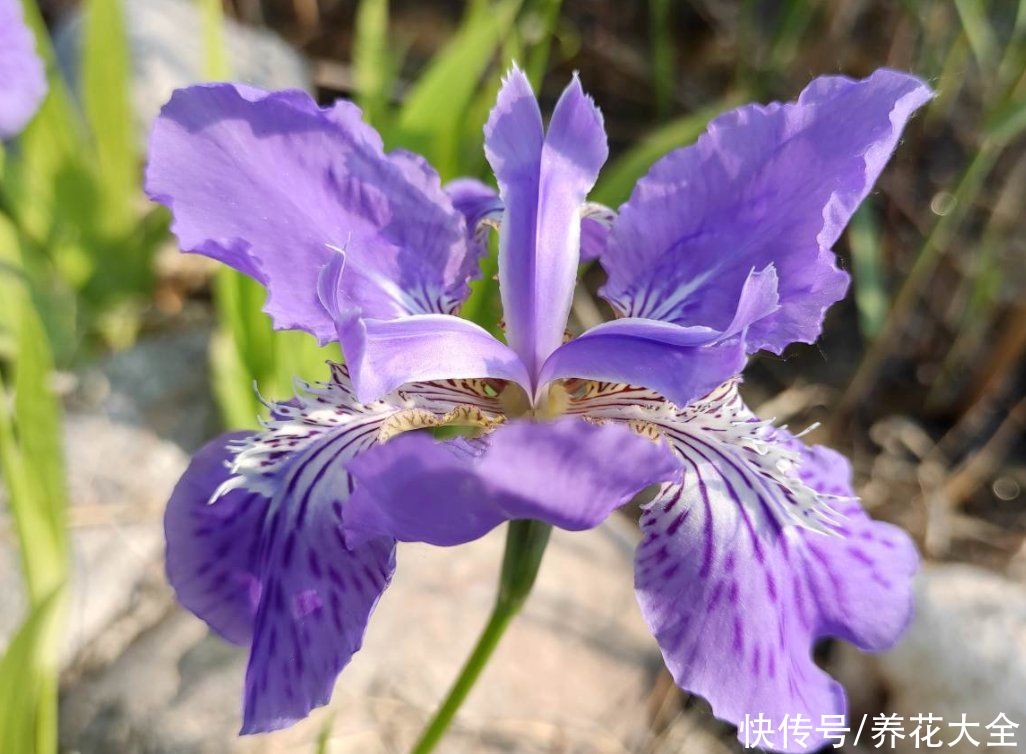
xmin=0 ymin=0 xmax=46 ymax=139
xmin=148 ymin=67 xmax=930 ymax=749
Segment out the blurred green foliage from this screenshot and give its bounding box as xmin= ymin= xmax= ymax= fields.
xmin=0 ymin=1 xmax=1024 ymax=751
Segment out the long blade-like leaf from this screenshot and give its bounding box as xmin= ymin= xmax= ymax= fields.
xmin=395 ymin=0 xmax=522 ymax=179
xmin=82 ymin=0 xmax=136 ymax=235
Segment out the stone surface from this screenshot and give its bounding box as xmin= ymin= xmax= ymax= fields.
xmin=847 ymin=564 xmax=1026 ymax=753
xmin=0 ymin=413 xmax=185 ymax=661
xmin=60 ymin=519 xmax=677 ymax=753
xmin=1 ymin=329 xmax=212 ymax=661
xmin=53 ymin=0 xmax=310 ymax=139
xmin=76 ymin=327 xmax=218 ymax=451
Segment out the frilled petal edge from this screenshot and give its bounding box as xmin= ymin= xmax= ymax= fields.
xmin=146 ymin=83 xmax=476 ymax=343
xmin=600 ymin=69 xmax=932 ymax=355
xmin=632 ymin=391 xmax=917 ymax=752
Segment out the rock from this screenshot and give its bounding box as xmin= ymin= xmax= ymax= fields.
xmin=0 ymin=412 xmax=185 ymax=663
xmin=53 ymin=0 xmax=310 ymax=139
xmin=60 ymin=518 xmax=680 ymax=753
xmin=851 ymin=564 xmax=1026 ymax=753
xmin=75 ymin=327 xmax=218 ymax=451
xmin=60 ymin=413 xmax=186 ymax=667
xmin=1 ymin=329 xmax=213 ymax=662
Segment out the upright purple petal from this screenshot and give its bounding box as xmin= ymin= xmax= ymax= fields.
xmin=146 ymin=84 xmax=477 ymax=343
xmin=602 ymin=70 xmax=932 ymax=354
xmin=629 ymin=388 xmax=917 ymax=751
xmin=443 ymin=178 xmax=612 ymax=265
xmin=0 ymin=0 xmax=46 ymax=138
xmin=486 ymin=68 xmax=608 ymax=381
xmin=540 ymin=266 xmax=779 ymax=406
xmin=344 ymin=418 xmax=680 ymax=547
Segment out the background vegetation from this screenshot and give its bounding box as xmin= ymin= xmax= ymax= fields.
xmin=1 ymin=0 xmax=1025 ymax=751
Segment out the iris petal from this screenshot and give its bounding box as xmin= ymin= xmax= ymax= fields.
xmin=539 ymin=266 xmax=780 ymax=407
xmin=618 ymin=386 xmax=918 ymax=751
xmin=146 ymin=84 xmax=477 ymax=343
xmin=316 ymin=252 xmax=531 ymax=403
xmin=600 ymin=69 xmax=932 ymax=354
xmin=344 ymin=417 xmax=681 ymax=547
xmin=165 ymin=364 xmax=505 ymax=732
xmin=0 ymin=0 xmax=46 ymax=138
xmin=486 ymin=68 xmax=608 ymax=380
xmin=165 ymin=426 xmax=396 ymax=734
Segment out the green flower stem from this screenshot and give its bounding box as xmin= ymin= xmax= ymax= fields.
xmin=410 ymin=519 xmax=552 ymax=754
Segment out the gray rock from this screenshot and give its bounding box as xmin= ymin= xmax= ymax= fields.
xmin=0 ymin=411 xmax=186 ymax=660
xmin=1 ymin=329 xmax=213 ymax=662
xmin=61 ymin=519 xmax=675 ymax=753
xmin=53 ymin=0 xmax=310 ymax=139
xmin=848 ymin=564 xmax=1026 ymax=753
xmin=76 ymin=327 xmax=218 ymax=451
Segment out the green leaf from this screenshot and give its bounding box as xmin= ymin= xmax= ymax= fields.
xmin=198 ymin=0 xmax=230 ymax=78
xmin=522 ymin=0 xmax=563 ymax=88
xmin=10 ymin=1 xmax=92 ymax=242
xmin=954 ymin=0 xmax=998 ymax=72
xmin=984 ymin=94 xmax=1026 ymax=145
xmin=82 ymin=0 xmax=137 ymax=236
xmin=0 ymin=225 xmax=68 ymax=604
xmin=648 ymin=0 xmax=674 ymax=118
xmin=354 ymin=0 xmax=396 ymax=128
xmin=394 ymin=0 xmax=523 ymax=179
xmin=0 ymin=586 xmax=66 ymax=754
xmin=272 ymin=330 xmax=341 ymax=396
xmin=458 ymin=234 xmax=502 ymax=336
xmin=848 ymin=204 xmax=887 ymax=340
xmin=591 ymin=102 xmax=731 ymax=207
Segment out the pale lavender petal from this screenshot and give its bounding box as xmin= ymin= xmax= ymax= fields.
xmin=602 ymin=69 xmax=932 ymax=354
xmin=0 ymin=0 xmax=46 ymax=138
xmin=333 ymin=314 xmax=531 ymax=404
xmin=146 ymin=84 xmax=476 ymax=343
xmin=165 ymin=369 xmax=403 ymax=734
xmin=540 ymin=266 xmax=779 ymax=406
xmin=345 ymin=418 xmax=680 ymax=547
xmin=634 ymin=405 xmax=917 ymax=751
xmin=486 ymin=68 xmax=608 ymax=380
xmin=317 ymin=253 xmax=530 ymax=402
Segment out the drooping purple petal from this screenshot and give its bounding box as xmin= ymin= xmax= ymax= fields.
xmin=317 ymin=252 xmax=530 ymax=402
xmin=167 ymin=367 xmax=409 ymax=734
xmin=146 ymin=84 xmax=477 ymax=343
xmin=630 ymin=390 xmax=917 ymax=752
xmin=539 ymin=266 xmax=779 ymax=407
xmin=0 ymin=0 xmax=46 ymax=139
xmin=601 ymin=69 xmax=932 ymax=354
xmin=165 ymin=432 xmax=266 ymax=646
xmin=239 ymin=433 xmax=396 ymax=734
xmin=486 ymin=68 xmax=608 ymax=380
xmin=344 ymin=417 xmax=681 ymax=547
